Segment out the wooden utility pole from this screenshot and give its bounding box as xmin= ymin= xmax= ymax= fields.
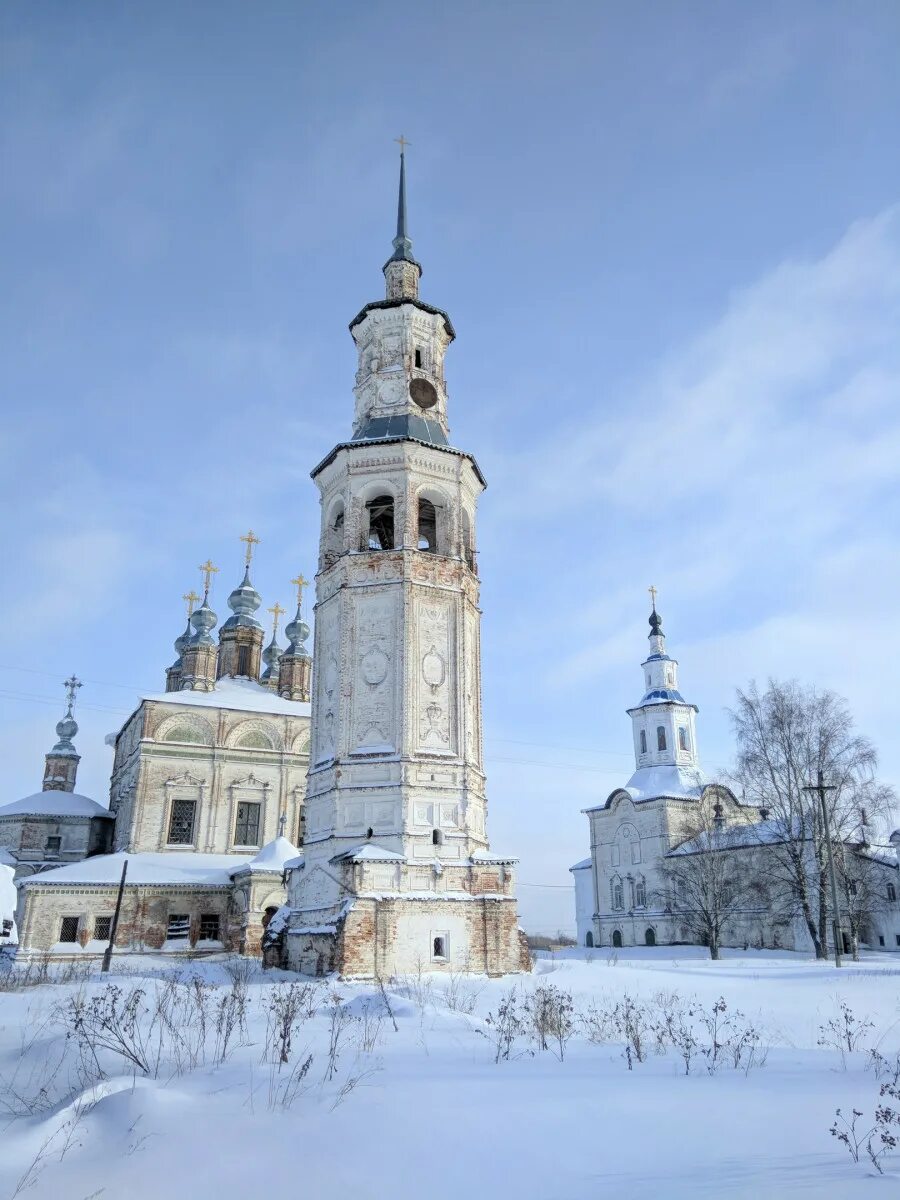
xmin=101 ymin=859 xmax=128 ymax=973
xmin=803 ymin=771 xmax=842 ymax=968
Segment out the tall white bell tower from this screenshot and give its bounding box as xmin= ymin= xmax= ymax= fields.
xmin=285 ymin=147 xmax=527 ymax=979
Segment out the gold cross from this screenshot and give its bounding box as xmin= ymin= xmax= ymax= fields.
xmin=291 ymin=573 xmax=309 ymax=607
xmin=63 ymin=675 xmax=82 ymax=708
xmin=240 ymin=529 xmax=260 ymax=566
xmin=395 ymin=134 xmax=411 ymax=154
xmin=199 ymin=559 xmax=218 ymax=594
xmin=648 ymin=585 xmax=658 ymax=610
xmin=183 ymin=590 xmax=200 ymax=617
xmin=268 ymin=602 xmax=286 ymax=635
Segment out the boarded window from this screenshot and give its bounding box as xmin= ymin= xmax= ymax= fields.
xmin=366 ymin=495 xmax=394 ymax=550
xmin=199 ymin=913 xmax=220 ymax=941
xmin=234 ymin=801 xmax=261 ymax=846
xmin=94 ymin=916 xmax=112 ymax=941
xmin=167 ymin=914 xmax=190 ymax=940
xmin=59 ymin=916 xmax=79 ymax=943
xmin=168 ymin=799 xmax=196 ymax=845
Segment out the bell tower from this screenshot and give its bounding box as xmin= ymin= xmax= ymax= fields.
xmin=286 ymin=145 xmax=527 ymax=979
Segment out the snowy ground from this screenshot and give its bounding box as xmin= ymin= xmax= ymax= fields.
xmin=1 ymin=947 xmax=899 ymax=1199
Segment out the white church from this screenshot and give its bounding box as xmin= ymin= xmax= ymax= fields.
xmin=571 ymin=599 xmax=900 ymax=953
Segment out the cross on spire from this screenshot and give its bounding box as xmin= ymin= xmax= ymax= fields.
xmin=240 ymin=529 xmax=260 ymax=566
xmin=199 ymin=559 xmax=218 ymax=595
xmin=268 ymin=602 xmax=286 ymax=636
xmin=394 ymin=134 xmax=411 ymax=154
xmin=291 ymin=573 xmax=309 ymax=609
xmin=63 ymin=675 xmax=82 ymax=711
xmin=648 ymin=585 xmax=658 ymax=612
xmin=183 ymin=590 xmax=200 ymax=617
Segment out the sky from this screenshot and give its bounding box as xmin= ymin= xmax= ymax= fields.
xmin=2 ymin=1 xmax=900 ymax=934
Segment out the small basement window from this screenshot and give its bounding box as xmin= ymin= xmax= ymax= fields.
xmin=59 ymin=916 xmax=79 ymax=943
xmin=199 ymin=914 xmax=220 ymax=941
xmin=94 ymin=916 xmax=112 ymax=941
xmin=167 ymin=914 xmax=191 ymax=941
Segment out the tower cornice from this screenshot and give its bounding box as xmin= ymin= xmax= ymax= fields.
xmin=349 ymin=297 xmax=455 ymax=340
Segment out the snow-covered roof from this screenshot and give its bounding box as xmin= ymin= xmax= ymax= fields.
xmin=629 ymin=687 xmax=690 ymax=709
xmin=17 ymin=850 xmax=251 ymax=888
xmin=569 ymin=857 xmax=592 ymax=871
xmin=0 ymin=791 xmax=113 ymax=820
xmin=470 ymin=850 xmax=519 ymax=865
xmin=140 ymin=676 xmax=311 ymax=719
xmin=230 ymin=836 xmax=301 ymax=875
xmin=331 ymin=844 xmax=406 ymax=864
xmin=585 ymin=765 xmax=706 ymax=812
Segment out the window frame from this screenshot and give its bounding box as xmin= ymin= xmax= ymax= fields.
xmin=167 ymin=797 xmax=197 ymax=846
xmin=93 ymin=915 xmax=112 ymax=941
xmin=59 ymin=915 xmax=80 ymax=943
xmin=657 ymin=725 xmax=667 ymax=752
xmin=166 ymin=913 xmax=191 ymax=941
xmin=199 ymin=913 xmax=221 ymax=942
xmin=431 ymin=931 xmax=449 ymax=962
xmin=233 ymin=800 xmax=262 ymax=848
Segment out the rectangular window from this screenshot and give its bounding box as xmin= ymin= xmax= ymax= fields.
xmin=59 ymin=916 xmax=79 ymax=943
xmin=45 ymin=835 xmax=61 ymax=853
xmin=237 ymin=645 xmax=250 ymax=676
xmin=896 ymin=934 xmax=900 ymax=948
xmin=879 ymin=936 xmax=885 ymax=946
xmin=234 ymin=801 xmax=261 ymax=846
xmin=199 ymin=913 xmax=220 ymax=941
xmin=888 ymin=883 xmax=897 ymax=903
xmin=166 ymin=913 xmax=191 ymax=941
xmin=94 ymin=916 xmax=112 ymax=941
xmin=431 ymin=932 xmax=449 ymax=961
xmin=611 ymin=844 xmax=620 ymax=867
xmin=168 ymin=799 xmax=197 ymax=845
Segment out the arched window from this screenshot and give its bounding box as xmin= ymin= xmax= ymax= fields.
xmin=678 ymin=727 xmax=690 ymax=752
xmin=657 ymin=726 xmax=667 ymax=751
xmin=635 ymin=877 xmax=647 ymax=908
xmin=461 ymin=510 xmax=475 ymax=570
xmin=612 ymin=879 xmax=624 ymax=911
xmin=645 ymin=927 xmax=656 ymax=947
xmin=366 ymin=827 xmax=373 ymax=840
xmin=585 ymin=931 xmax=594 ymax=948
xmin=639 ymin=730 xmax=647 ymax=754
xmin=417 ymin=498 xmax=437 ymax=552
xmin=365 ymin=495 xmax=394 ymax=550
xmin=432 ymin=829 xmax=443 ymax=846
xmin=612 ymin=929 xmax=623 ymax=948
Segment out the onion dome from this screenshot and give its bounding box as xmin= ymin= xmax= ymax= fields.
xmin=284 ymin=603 xmax=311 ymax=658
xmin=222 ymin=565 xmax=263 ymax=631
xmin=174 ymin=616 xmax=192 ymax=661
xmin=261 ymin=633 xmax=284 ymax=685
xmin=189 ymin=594 xmax=218 ymax=645
xmin=52 ymin=709 xmax=79 ymax=755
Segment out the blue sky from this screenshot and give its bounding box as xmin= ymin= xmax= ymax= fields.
xmin=2 ymin=2 xmax=900 ymax=932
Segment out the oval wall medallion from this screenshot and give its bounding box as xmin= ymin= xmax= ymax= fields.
xmin=361 ymin=646 xmax=389 ymax=686
xmin=422 ymin=646 xmax=446 ymax=688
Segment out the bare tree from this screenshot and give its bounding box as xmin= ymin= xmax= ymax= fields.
xmin=661 ymin=793 xmax=766 ymax=959
xmin=729 ymin=680 xmax=895 ymax=959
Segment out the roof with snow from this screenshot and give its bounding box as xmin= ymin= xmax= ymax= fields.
xmin=230 ymin=836 xmax=301 ymax=875
xmin=569 ymin=857 xmax=592 ymax=871
xmin=667 ymin=818 xmax=789 ymax=856
xmin=139 ymin=675 xmax=311 ymax=719
xmin=330 ymin=844 xmax=407 ymax=864
xmin=585 ymin=765 xmax=708 ymax=812
xmin=0 ymin=791 xmax=112 ymax=820
xmin=18 ymin=850 xmax=252 ymax=888
xmin=628 ymin=688 xmax=698 ymax=712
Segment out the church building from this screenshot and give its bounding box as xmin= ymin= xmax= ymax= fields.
xmin=572 ymin=597 xmax=900 ymax=954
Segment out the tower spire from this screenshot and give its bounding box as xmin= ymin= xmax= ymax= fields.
xmin=43 ymin=677 xmax=82 ymax=792
xmin=384 ymin=138 xmax=421 ymax=300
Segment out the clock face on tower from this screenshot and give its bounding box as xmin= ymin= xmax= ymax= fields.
xmin=409 ymin=377 xmax=438 ymax=409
